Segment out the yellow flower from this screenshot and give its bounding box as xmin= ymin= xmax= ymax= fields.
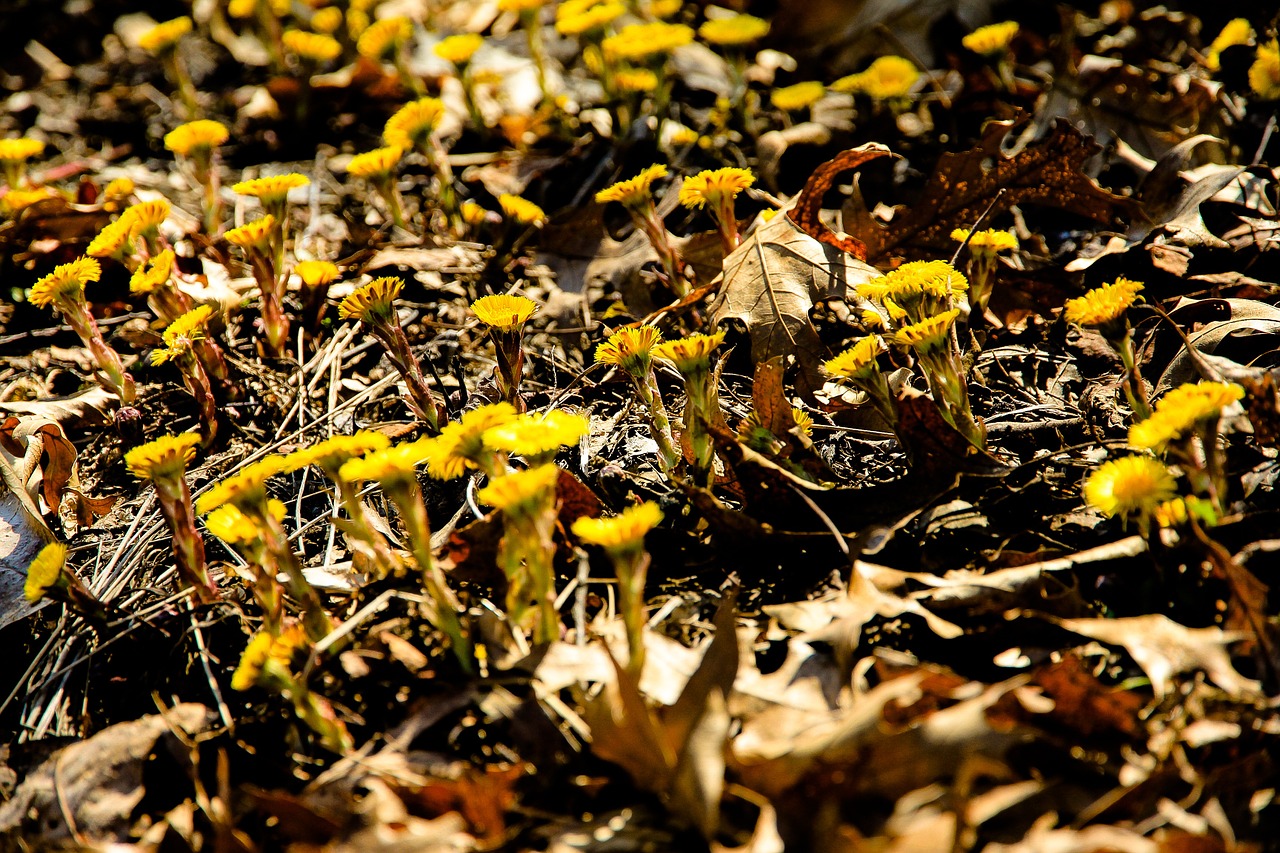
xmin=1128 ymin=382 xmax=1245 ymax=451
xmin=1249 ymin=39 xmax=1280 ymax=100
xmin=138 ymin=16 xmax=192 ymax=53
xmin=338 ymin=276 xmax=402 ymax=322
xmin=205 ymin=504 xmax=264 ymax=545
xmin=422 ymin=402 xmax=518 ymax=479
xmin=644 ymin=0 xmax=682 ymax=16
xmin=1 ymin=188 xmax=53 ymax=214
xmin=698 ymin=14 xmax=769 ymax=47
xmin=30 ymin=257 xmax=101 ymax=308
xmin=346 ymin=146 xmax=402 ymax=181
xmin=231 ymin=624 xmax=308 ymax=691
xmin=227 ymin=0 xmax=256 ymax=18
xmin=614 ymin=67 xmax=659 ymax=93
xmin=103 ymin=178 xmax=134 ymax=200
xmin=652 ymin=330 xmax=725 ymax=372
xmin=339 ymin=439 xmax=433 ymax=484
xmin=195 ymin=455 xmax=288 ymax=515
xmin=357 ymin=16 xmax=413 ymax=60
xmin=87 ymin=215 xmax=137 ymax=259
xmin=483 ymin=410 xmax=590 ymax=457
xmin=596 ymin=164 xmax=667 ymax=207
xmin=602 ymin=22 xmax=694 ymax=62
xmin=129 ymin=249 xmax=175 ymax=295
xmin=824 ymin=335 xmax=884 ymax=380
xmin=893 ymin=308 xmax=960 ymax=354
xmin=831 ymin=55 xmax=919 ymax=99
xmin=294 ymin=260 xmax=340 ymax=287
xmin=384 ymin=98 xmax=446 ymax=150
xmin=232 ymin=173 xmax=309 ymax=203
xmin=0 ymin=138 xmax=44 ymax=163
xmin=555 ymin=0 xmax=625 ymax=36
xmin=678 ymin=167 xmax=754 ymax=210
xmin=478 ymin=463 xmax=558 ymax=512
xmin=152 ymin=305 xmax=213 ymax=365
xmin=963 ymin=21 xmax=1019 ymax=56
xmin=123 ymin=199 xmax=171 ymax=238
xmin=125 ymin=433 xmax=201 ymax=480
xmin=771 ymin=81 xmax=825 ymax=111
xmin=498 ymin=0 xmax=544 ymax=11
xmin=472 ymin=294 xmax=538 ymax=331
xmin=572 ymin=501 xmax=662 ymax=551
xmin=1205 ymin=18 xmax=1252 ymax=72
xmin=1084 ymin=455 xmax=1176 ymax=519
xmin=499 ymin=194 xmax=546 ymax=225
xmin=856 ymin=260 xmax=967 ymax=316
xmin=225 ymin=216 xmax=276 ymax=251
xmin=164 ymin=120 xmax=230 ymax=157
xmin=282 ymin=29 xmax=343 ymax=62
xmin=595 ymin=326 xmax=662 ymax=374
xmin=283 ymin=431 xmax=391 ymax=474
xmin=1062 ymin=277 xmax=1144 ymax=328
xmin=461 ymin=200 xmax=489 ymax=226
xmin=23 ymin=542 xmax=69 ymax=603
xmin=434 ymin=33 xmax=485 ymax=65
xmin=312 ymin=6 xmax=343 ymax=34
xmin=951 ymin=228 xmax=1018 ymax=254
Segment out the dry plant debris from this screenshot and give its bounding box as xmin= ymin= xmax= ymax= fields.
xmin=1 ymin=2 xmax=1279 ymax=850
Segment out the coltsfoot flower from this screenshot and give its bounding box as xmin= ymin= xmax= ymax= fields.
xmin=595 ymin=326 xmax=662 ymax=374
xmin=893 ymin=309 xmax=960 ymax=355
xmin=138 ymin=16 xmax=192 ymax=53
xmin=384 ymin=98 xmax=446 ymax=150
xmin=195 ymin=456 xmax=288 ymax=515
xmin=498 ymin=194 xmax=546 ymax=225
xmin=652 ymin=330 xmax=725 ymax=373
xmin=164 ymin=120 xmax=229 ymax=156
xmin=483 ymin=410 xmax=590 ymax=459
xmin=602 ymin=22 xmax=694 ymax=62
xmin=596 ymin=165 xmax=667 ymax=207
xmin=339 ymin=276 xmax=402 ymax=323
xmin=225 ymin=216 xmax=276 ymax=251
xmin=30 ymin=257 xmax=100 ymax=308
xmin=698 ymin=14 xmax=769 ymax=47
xmin=357 ymin=16 xmax=413 ymax=61
xmin=1084 ymin=455 xmax=1176 ymax=520
xmin=771 ymin=81 xmax=825 ymax=112
xmin=572 ymin=501 xmax=662 ymax=553
xmin=422 ymin=402 xmax=518 ymax=479
xmin=472 ymin=294 xmax=538 ymax=332
xmin=824 ymin=335 xmax=885 ymax=381
xmin=478 ymin=463 xmax=559 ymax=513
xmin=434 ymin=33 xmax=484 ymax=65
xmin=232 ymin=173 xmax=309 ymax=203
xmin=832 ymin=56 xmax=919 ymax=99
xmin=678 ymin=167 xmax=754 ymax=210
xmin=1062 ymin=277 xmax=1144 ymax=328
xmin=1128 ymin=382 xmax=1245 ymax=451
xmin=282 ymin=29 xmax=342 ymax=63
xmin=1250 ymin=39 xmax=1280 ymax=100
xmin=962 ymin=21 xmax=1019 ymax=56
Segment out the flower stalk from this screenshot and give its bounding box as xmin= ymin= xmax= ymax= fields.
xmin=479 ymin=464 xmax=561 ymax=645
xmin=654 ymin=332 xmax=726 ymax=487
xmin=596 ymin=165 xmax=687 ymax=295
xmin=471 ymin=294 xmax=538 ymax=407
xmin=152 ymin=306 xmax=220 ymax=446
xmin=225 ymin=216 xmax=288 ymax=357
xmin=595 ymin=327 xmax=680 ymax=473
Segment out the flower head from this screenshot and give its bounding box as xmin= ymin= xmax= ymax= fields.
xmin=312 ymin=6 xmax=343 ymax=33
xmin=478 ymin=463 xmax=558 ymax=512
xmin=483 ymin=410 xmax=590 ymax=457
xmin=421 ymin=403 xmax=518 ymax=479
xmin=498 ymin=0 xmax=544 ymax=11
xmin=472 ymin=294 xmax=538 ymax=331
xmin=384 ymin=98 xmax=446 ymax=151
xmin=1128 ymin=382 xmax=1245 ymax=451
xmin=283 ymin=431 xmax=391 ymax=474
xmin=357 ymin=16 xmax=413 ymax=60
xmin=24 ymin=542 xmax=69 ymax=603
xmin=572 ymin=501 xmax=662 ymax=552
xmin=951 ymin=228 xmax=1018 ymax=254
xmin=125 ymin=433 xmax=201 ymax=481
xmin=555 ymin=0 xmax=625 ymax=36
xmin=338 ymin=276 xmax=402 ymax=323
xmin=87 ymin=215 xmax=137 ymax=259
xmin=831 ymin=55 xmax=919 ymax=99
xmin=1205 ymin=18 xmax=1252 ymax=72
xmin=698 ymin=14 xmax=769 ymax=47
xmin=130 ymin=249 xmax=175 ymax=295
xmin=614 ymin=67 xmax=659 ymax=93
xmin=225 ymin=216 xmax=276 ymax=251
xmin=295 ymin=260 xmax=339 ymax=287
xmin=346 ymin=146 xmax=403 ymax=181
xmin=231 ymin=624 xmax=308 ymax=691
xmin=596 ymin=164 xmax=667 ymax=208
xmin=962 ymin=20 xmax=1019 ymax=56
xmin=283 ymin=29 xmax=343 ymax=62
xmin=595 ymin=326 xmax=662 ymax=374
xmin=152 ymin=305 xmax=213 ymax=365
xmin=894 ymin=308 xmax=959 ymax=355
xmin=339 ymin=440 xmax=433 ymax=485
xmin=1250 ymin=40 xmax=1280 ymax=100
xmin=138 ymin=16 xmax=192 ymax=53
xmin=857 ymin=260 xmax=967 ymax=323
xmin=461 ymin=200 xmax=489 ymax=227
xmin=232 ymin=173 xmax=309 ymax=204
xmin=0 ymin=138 xmax=44 ymax=163
xmin=435 ymin=33 xmax=484 ymax=65
xmin=205 ymin=504 xmax=264 ymax=546
xmin=825 ymin=335 xmax=885 ymax=381
xmin=771 ymin=81 xmax=826 ymax=112
xmin=195 ymin=455 xmax=288 ymax=515
xmin=123 ymin=199 xmax=170 ymax=239
xmin=164 ymin=120 xmax=229 ymax=157
xmin=1062 ymin=277 xmax=1143 ymax=329
xmin=1 ymin=188 xmax=53 ymax=214
xmin=498 ymin=194 xmax=547 ymax=225
xmin=30 ymin=257 xmax=101 ymax=308
xmin=653 ymin=330 xmax=725 ymax=373
xmin=678 ymin=167 xmax=754 ymax=210
xmin=602 ymin=22 xmax=694 ymax=61
xmin=1084 ymin=455 xmax=1176 ymax=520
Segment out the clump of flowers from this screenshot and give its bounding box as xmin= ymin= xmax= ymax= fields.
xmin=30 ymin=258 xmax=136 ymax=405
xmin=832 ymin=56 xmax=920 ymax=103
xmin=434 ymin=33 xmax=487 ymax=130
xmin=653 ymin=331 xmax=726 ymax=487
xmin=1084 ymin=454 xmax=1177 ymax=537
xmin=125 ymin=434 xmax=219 ymax=602
xmin=152 ymin=306 xmax=220 ymax=445
xmin=421 ymin=402 xmax=517 ymax=480
xmin=824 ymin=335 xmax=897 ymax=436
xmin=483 ymin=409 xmax=590 ymax=466
xmin=600 ymin=22 xmax=693 ymax=119
xmin=478 ymin=463 xmax=562 ymax=644
xmin=596 ymin=327 xmax=679 ymax=472
xmin=24 ymin=542 xmax=107 ymax=623
xmin=0 ymin=137 xmax=44 ymax=190
xmin=472 ymin=295 xmax=538 ymax=406
xmin=679 ymin=167 xmax=755 ymax=254
xmin=951 ymin=228 xmax=1018 ymax=319
xmin=338 ymin=277 xmax=443 ymax=431
xmin=226 ymin=216 xmax=290 ymax=356
xmin=572 ymin=501 xmax=662 ymax=676
xmin=596 ymin=164 xmax=687 ymax=294
xmin=138 ymin=16 xmax=199 ymax=117
xmin=1062 ymin=277 xmax=1149 ymax=420
xmin=346 ymin=146 xmax=406 ymax=229
xmin=164 ymin=120 xmax=229 ymax=232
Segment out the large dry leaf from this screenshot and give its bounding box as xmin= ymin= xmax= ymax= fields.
xmin=709 ymin=199 xmax=879 ymax=401
xmin=841 ymin=121 xmax=1136 ymax=261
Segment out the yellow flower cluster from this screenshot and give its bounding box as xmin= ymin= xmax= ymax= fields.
xmin=1084 ymin=455 xmax=1176 ymax=520
xmin=125 ymin=433 xmax=201 ymax=481
xmin=1062 ymin=277 xmax=1143 ymax=328
xmin=832 ymin=56 xmax=919 ymax=100
xmin=1128 ymin=382 xmax=1245 ymax=451
xmin=595 ymin=164 xmax=667 ymax=207
xmin=283 ymin=431 xmax=391 ymax=473
xmin=339 ymin=440 xmax=433 ymax=484
xmin=423 ymin=403 xmax=517 ymax=479
xmin=195 ymin=455 xmax=288 ymax=515
xmin=483 ymin=410 xmax=590 ymax=458
xmin=152 ymin=305 xmax=213 ymax=365
xmin=857 ymin=260 xmax=967 ymax=325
